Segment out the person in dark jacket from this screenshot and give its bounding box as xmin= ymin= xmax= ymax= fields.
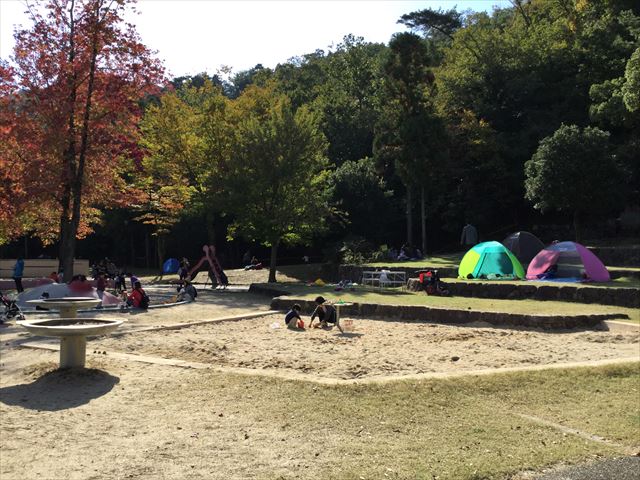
xmin=309 ymin=296 xmax=337 ymax=329
xmin=13 ymin=258 xmax=24 ymax=293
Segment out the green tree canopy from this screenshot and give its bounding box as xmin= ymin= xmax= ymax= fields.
xmin=524 ymin=124 xmax=622 ymax=241
xmin=226 ymin=85 xmax=332 ymax=282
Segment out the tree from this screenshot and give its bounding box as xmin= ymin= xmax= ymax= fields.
xmin=1 ymin=0 xmax=163 ymax=277
xmin=313 ymin=35 xmax=386 ymax=166
xmin=140 ymin=80 xmax=232 ymax=245
xmin=524 ymin=124 xmax=622 ymax=241
xmin=435 ymin=1 xmax=639 ymax=232
xmin=375 ymin=32 xmax=445 ymax=252
xmin=622 ymin=47 xmax=640 ymax=113
xmin=329 ymin=157 xmax=398 ymax=245
xmin=226 ymin=85 xmax=331 ymax=282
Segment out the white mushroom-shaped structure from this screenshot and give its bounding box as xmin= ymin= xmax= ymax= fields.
xmin=19 ymin=318 xmax=123 ymax=368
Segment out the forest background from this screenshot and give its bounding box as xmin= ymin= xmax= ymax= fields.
xmin=1 ymin=0 xmax=638 ymax=280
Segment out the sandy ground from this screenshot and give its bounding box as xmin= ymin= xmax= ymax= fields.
xmin=88 ymin=314 xmax=640 ymax=381
xmin=1 ymin=290 xmax=639 ymax=479
xmin=90 ymin=289 xmax=273 ymax=329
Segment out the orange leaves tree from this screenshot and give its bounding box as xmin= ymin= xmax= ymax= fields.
xmin=0 ymin=0 xmax=163 ymax=277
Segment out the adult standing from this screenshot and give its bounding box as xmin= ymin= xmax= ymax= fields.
xmin=460 ymin=223 xmax=479 ymax=247
xmin=13 ymin=257 xmax=25 ymax=293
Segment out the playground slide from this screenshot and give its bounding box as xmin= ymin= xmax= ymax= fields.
xmin=187 ymin=245 xmax=228 ymax=287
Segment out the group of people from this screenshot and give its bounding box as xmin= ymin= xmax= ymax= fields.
xmin=242 ymin=251 xmax=263 ymax=270
xmin=388 ymin=244 xmax=423 ymax=262
xmin=283 ymin=296 xmax=337 ymax=330
xmin=92 ymin=257 xmax=118 ymax=278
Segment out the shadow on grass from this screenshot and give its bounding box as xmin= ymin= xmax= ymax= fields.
xmin=0 ymin=367 xmax=119 ymax=411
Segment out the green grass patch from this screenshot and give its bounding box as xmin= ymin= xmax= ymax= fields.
xmin=195 ymin=363 xmax=640 ymax=479
xmin=366 ymin=252 xmax=464 ymax=269
xmin=441 ymin=276 xmax=640 ymax=289
xmin=265 ymin=283 xmax=639 ymax=320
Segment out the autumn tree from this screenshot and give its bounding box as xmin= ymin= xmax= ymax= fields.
xmin=226 ymin=85 xmax=332 ymax=282
xmin=0 ymin=0 xmax=163 ymax=277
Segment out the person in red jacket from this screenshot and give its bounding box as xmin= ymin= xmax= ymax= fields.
xmin=127 ymin=281 xmax=149 ymax=309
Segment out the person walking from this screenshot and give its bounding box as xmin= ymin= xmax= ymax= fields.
xmin=13 ymin=258 xmax=25 ymax=293
xmin=460 ymin=223 xmax=479 ymax=247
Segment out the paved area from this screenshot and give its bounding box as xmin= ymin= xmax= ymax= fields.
xmin=533 ymin=456 xmax=640 ymax=480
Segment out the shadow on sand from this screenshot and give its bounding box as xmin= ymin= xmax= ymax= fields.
xmin=0 ymin=368 xmax=119 ymax=411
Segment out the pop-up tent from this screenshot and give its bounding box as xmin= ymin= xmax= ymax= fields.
xmin=162 ymin=258 xmax=180 ymax=274
xmin=502 ymin=231 xmax=545 ymax=265
xmin=458 ymin=241 xmax=525 ymax=279
xmin=526 ymin=241 xmax=610 ymax=282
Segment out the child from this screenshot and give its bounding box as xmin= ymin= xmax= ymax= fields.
xmin=309 ymin=296 xmax=337 ymax=329
xmin=127 ymin=281 xmax=149 ymax=309
xmin=96 ymin=273 xmax=106 ymax=306
xmin=284 ymin=304 xmax=304 ymax=329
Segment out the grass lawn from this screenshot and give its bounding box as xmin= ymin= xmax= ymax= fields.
xmin=190 ymin=363 xmax=640 ymax=479
xmin=366 ymin=252 xmax=464 ymax=269
xmin=441 ymin=276 xmax=640 ymax=289
xmin=264 ymin=283 xmax=640 ymax=321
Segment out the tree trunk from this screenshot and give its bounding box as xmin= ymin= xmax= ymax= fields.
xmin=58 ymin=0 xmax=101 ymax=281
xmin=129 ymin=230 xmax=135 ymax=268
xmin=205 ymin=211 xmax=216 ymax=245
xmin=573 ymin=210 xmax=581 ymax=243
xmin=58 ymin=0 xmax=77 ymax=281
xmin=406 ymin=186 xmax=413 ymax=245
xmin=421 ymin=185 xmax=427 ymax=254
xmin=145 ymin=232 xmax=150 ymax=268
xmin=156 ymin=236 xmax=164 ymax=273
xmin=268 ymin=240 xmax=279 ymax=283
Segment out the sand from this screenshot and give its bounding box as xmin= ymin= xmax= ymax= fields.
xmin=89 ymin=314 xmax=640 ymax=381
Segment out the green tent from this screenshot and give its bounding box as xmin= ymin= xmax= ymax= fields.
xmin=458 ymin=241 xmax=525 ymax=279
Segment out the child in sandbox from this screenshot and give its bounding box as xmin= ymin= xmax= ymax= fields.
xmin=308 ymin=296 xmax=338 ymax=329
xmin=284 ymin=304 xmax=305 ymax=329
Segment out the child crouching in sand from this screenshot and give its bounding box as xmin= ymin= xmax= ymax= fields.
xmin=284 ymin=304 xmax=305 ymax=330
xmin=309 ymin=296 xmax=338 ymax=329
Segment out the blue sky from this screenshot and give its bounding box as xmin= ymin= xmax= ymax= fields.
xmin=1 ymin=0 xmax=510 ymax=77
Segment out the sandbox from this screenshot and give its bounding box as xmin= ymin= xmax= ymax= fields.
xmin=92 ymin=314 xmax=640 ymax=381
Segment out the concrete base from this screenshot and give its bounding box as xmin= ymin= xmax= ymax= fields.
xmin=59 ymin=306 xmax=77 ymax=319
xmin=60 ymin=335 xmax=87 ymax=368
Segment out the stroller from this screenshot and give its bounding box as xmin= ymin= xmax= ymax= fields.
xmin=1 ymin=289 xmax=25 ymax=323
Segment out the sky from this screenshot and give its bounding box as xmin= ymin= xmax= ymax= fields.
xmin=1 ymin=0 xmax=510 ymax=78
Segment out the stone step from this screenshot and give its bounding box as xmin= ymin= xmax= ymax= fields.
xmin=269 ymin=297 xmax=628 ymax=330
xmin=406 ymin=278 xmax=639 ymax=309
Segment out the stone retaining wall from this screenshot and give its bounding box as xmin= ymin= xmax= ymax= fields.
xmin=269 ymin=296 xmax=625 ymax=330
xmin=406 ymin=279 xmax=640 ymax=309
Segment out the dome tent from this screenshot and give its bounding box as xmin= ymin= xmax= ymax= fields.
xmin=502 ymin=231 xmax=545 ymax=265
xmin=526 ymin=241 xmax=610 ymax=282
xmin=458 ymin=241 xmax=525 ymax=279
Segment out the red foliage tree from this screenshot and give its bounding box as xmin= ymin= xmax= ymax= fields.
xmin=0 ymin=0 xmax=163 ymax=277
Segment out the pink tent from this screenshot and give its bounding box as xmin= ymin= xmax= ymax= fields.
xmin=527 ymin=241 xmax=610 ymax=282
